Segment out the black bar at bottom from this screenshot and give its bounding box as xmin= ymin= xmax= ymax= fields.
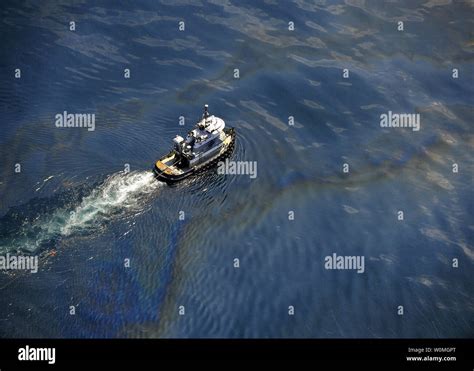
xmin=0 ymin=339 xmax=472 ymax=367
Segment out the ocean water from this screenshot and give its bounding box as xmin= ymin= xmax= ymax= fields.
xmin=0 ymin=0 xmax=473 ymax=338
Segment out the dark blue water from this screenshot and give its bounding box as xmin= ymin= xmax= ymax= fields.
xmin=0 ymin=0 xmax=473 ymax=338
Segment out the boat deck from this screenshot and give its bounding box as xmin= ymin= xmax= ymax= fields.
xmin=154 ymin=153 xmax=183 ymax=175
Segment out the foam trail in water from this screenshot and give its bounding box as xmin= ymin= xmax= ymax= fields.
xmin=2 ymin=170 xmax=162 ymax=253
xmin=60 ymin=170 xmax=160 ymax=235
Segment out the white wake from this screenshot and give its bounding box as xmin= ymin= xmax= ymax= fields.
xmin=7 ymin=170 xmax=162 ymax=253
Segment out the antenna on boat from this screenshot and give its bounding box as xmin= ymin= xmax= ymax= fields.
xmin=203 ymin=104 xmax=209 ymax=119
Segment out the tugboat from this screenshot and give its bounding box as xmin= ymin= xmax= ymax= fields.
xmin=154 ymin=105 xmax=236 ymax=184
